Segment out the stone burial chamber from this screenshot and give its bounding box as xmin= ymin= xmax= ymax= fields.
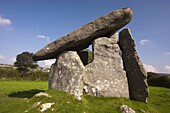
xmin=33 ymin=8 xmax=149 ymax=103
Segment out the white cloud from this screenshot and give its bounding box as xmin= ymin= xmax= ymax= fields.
xmin=0 ymin=54 xmax=6 ymax=60
xmin=140 ymin=39 xmax=149 ymax=45
xmin=36 ymin=35 xmax=50 ymax=42
xmin=165 ymin=52 xmax=170 ymax=55
xmin=9 ymin=57 xmax=16 ymax=65
xmin=164 ymin=65 xmax=170 ymax=72
xmin=0 ymin=55 xmax=16 ymax=65
xmin=44 ymin=59 xmax=55 ymax=68
xmin=143 ymin=64 xmax=157 ymax=72
xmin=0 ymin=17 xmax=12 ymax=26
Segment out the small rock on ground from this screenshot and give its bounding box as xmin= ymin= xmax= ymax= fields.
xmin=120 ymin=105 xmax=135 ymax=113
xmin=40 ymin=103 xmax=54 ymax=112
xmin=35 ymin=92 xmax=51 ymax=97
xmin=32 ymin=102 xmax=41 ymax=108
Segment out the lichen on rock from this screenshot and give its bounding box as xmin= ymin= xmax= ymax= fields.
xmin=48 ymin=51 xmax=85 ymax=100
xmin=84 ymin=33 xmax=129 ymax=98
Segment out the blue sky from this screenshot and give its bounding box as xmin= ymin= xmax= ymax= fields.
xmin=0 ymin=0 xmax=170 ymax=73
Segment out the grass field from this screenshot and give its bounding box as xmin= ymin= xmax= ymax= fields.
xmin=0 ymin=81 xmax=170 ymax=113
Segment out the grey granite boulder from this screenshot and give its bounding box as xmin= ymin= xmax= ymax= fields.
xmin=84 ymin=33 xmax=129 ymax=98
xmin=49 ymin=51 xmax=85 ymax=100
xmin=33 ymin=8 xmax=133 ymax=61
xmin=120 ymin=105 xmax=136 ymax=113
xmin=119 ymin=28 xmax=149 ymax=103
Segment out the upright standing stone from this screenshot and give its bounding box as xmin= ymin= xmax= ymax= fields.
xmin=119 ymin=28 xmax=149 ymax=103
xmin=49 ymin=51 xmax=85 ymax=100
xmin=84 ymin=33 xmax=129 ymax=98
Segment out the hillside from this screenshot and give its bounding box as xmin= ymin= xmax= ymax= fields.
xmin=0 ymin=63 xmax=50 ymax=71
xmin=0 ymin=64 xmax=14 ymax=68
xmin=0 ymin=81 xmax=170 ymax=113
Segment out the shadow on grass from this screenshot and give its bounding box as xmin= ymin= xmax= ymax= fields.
xmin=8 ymin=89 xmax=44 ymax=98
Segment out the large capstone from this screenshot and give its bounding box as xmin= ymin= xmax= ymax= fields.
xmin=84 ymin=33 xmax=129 ymax=98
xmin=33 ymin=8 xmax=133 ymax=61
xmin=49 ymin=51 xmax=85 ymax=100
xmin=119 ymin=28 xmax=149 ymax=103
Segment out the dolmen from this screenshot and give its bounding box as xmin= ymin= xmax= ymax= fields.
xmin=33 ymin=8 xmax=149 ymax=103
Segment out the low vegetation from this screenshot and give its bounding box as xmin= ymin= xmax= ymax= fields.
xmin=0 ymin=51 xmax=49 ymax=81
xmin=0 ymin=68 xmax=48 ymax=81
xmin=87 ymin=49 xmax=93 ymax=63
xmin=147 ymin=72 xmax=170 ymax=88
xmin=0 ymin=81 xmax=170 ymax=113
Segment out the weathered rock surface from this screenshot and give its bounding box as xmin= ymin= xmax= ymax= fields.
xmin=40 ymin=103 xmax=54 ymax=112
xmin=49 ymin=51 xmax=85 ymax=100
xmin=120 ymin=105 xmax=136 ymax=113
xmin=33 ymin=8 xmax=133 ymax=61
xmin=84 ymin=33 xmax=129 ymax=97
xmin=34 ymin=92 xmax=51 ymax=97
xmin=119 ymin=28 xmax=149 ymax=103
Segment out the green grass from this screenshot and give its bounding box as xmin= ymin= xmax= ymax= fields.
xmin=0 ymin=81 xmax=170 ymax=113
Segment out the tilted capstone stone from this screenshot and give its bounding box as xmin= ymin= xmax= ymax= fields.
xmin=48 ymin=51 xmax=85 ymax=100
xmin=33 ymin=8 xmax=133 ymax=61
xmin=119 ymin=28 xmax=149 ymax=103
xmin=84 ymin=32 xmax=129 ymax=98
